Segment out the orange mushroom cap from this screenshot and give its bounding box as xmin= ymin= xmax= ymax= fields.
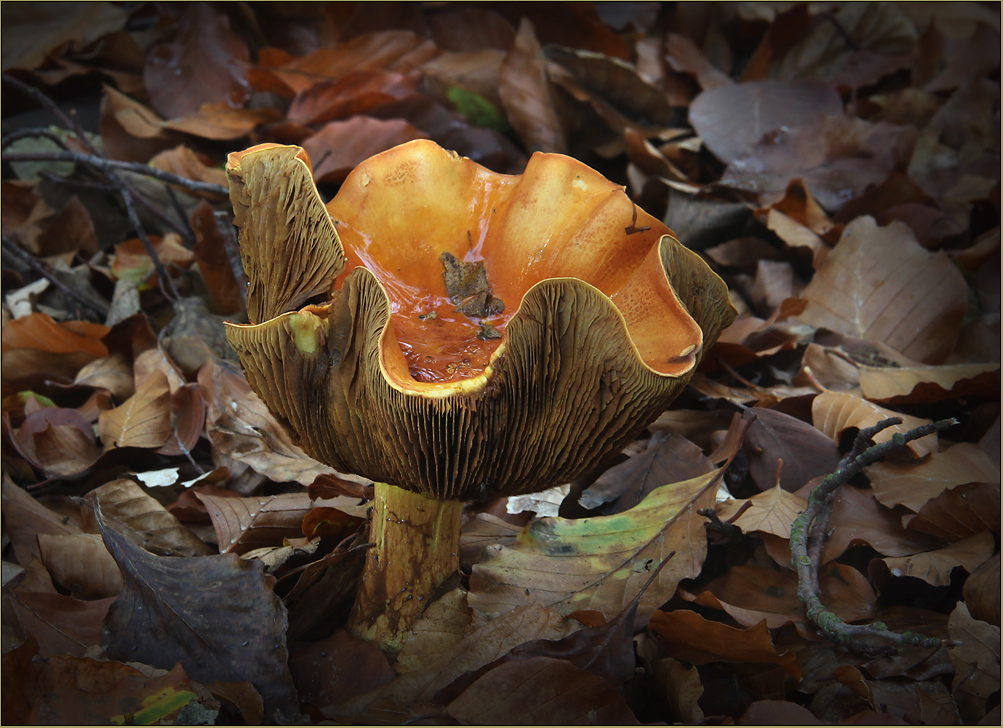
xmin=224 ymin=141 xmax=735 ymax=499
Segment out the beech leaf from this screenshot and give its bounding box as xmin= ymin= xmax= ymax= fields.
xmin=446 ymin=656 xmax=640 ymax=724
xmin=743 ymin=407 xmax=840 ymax=492
xmin=469 ymin=467 xmax=721 ymax=623
xmin=97 ymin=505 xmax=300 ymax=723
xmin=812 ymin=390 xmax=938 ymax=458
xmin=97 ymin=369 xmax=172 ymax=449
xmin=499 ymin=18 xmax=566 ymax=153
xmin=800 ymin=217 xmax=968 ymax=363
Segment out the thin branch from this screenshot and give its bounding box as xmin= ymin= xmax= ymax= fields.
xmin=3 ymin=150 xmax=228 ymax=197
xmin=2 ymin=235 xmax=110 ymax=319
xmin=790 ymin=416 xmax=960 ymax=656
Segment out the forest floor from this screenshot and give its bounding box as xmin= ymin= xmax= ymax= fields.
xmin=1 ymin=2 xmax=999 ymax=725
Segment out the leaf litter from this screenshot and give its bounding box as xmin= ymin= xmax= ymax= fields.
xmin=1 ymin=3 xmax=998 ymax=724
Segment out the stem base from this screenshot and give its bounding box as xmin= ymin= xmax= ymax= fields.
xmin=348 ymin=482 xmax=463 ymax=652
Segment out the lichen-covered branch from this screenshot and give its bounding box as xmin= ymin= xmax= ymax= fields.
xmin=791 ymin=417 xmax=960 ymax=656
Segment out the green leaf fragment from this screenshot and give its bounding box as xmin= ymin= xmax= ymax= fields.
xmin=447 ymin=86 xmax=511 ymax=133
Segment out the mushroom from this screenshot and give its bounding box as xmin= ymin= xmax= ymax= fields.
xmin=224 ymin=141 xmax=736 ymax=651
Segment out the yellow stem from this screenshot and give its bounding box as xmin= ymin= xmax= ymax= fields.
xmin=347 ymin=482 xmax=463 ymax=653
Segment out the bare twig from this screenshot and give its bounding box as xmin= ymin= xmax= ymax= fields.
xmin=790 ymin=417 xmax=960 ymax=656
xmin=2 ymin=150 xmax=228 ymax=197
xmin=2 ymin=235 xmax=110 ymax=319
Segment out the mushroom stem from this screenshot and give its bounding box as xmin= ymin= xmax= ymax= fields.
xmin=348 ymin=481 xmax=464 ymax=652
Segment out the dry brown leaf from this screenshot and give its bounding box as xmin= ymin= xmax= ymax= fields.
xmin=743 ymin=407 xmax=841 ymax=492
xmin=13 ymin=407 xmax=101 ymax=477
xmin=963 ymin=554 xmax=1000 ymax=626
xmin=88 ymin=479 xmax=212 ymax=558
xmin=394 ymin=589 xmax=472 ymax=676
xmin=98 ymin=369 xmax=172 ymax=449
xmin=499 ymin=18 xmax=566 ymax=154
xmin=198 ymin=358 xmax=336 ymax=486
xmin=649 ymin=609 xmax=801 ymax=679
xmin=445 ymin=656 xmax=640 ymax=725
xmin=689 ymin=80 xmax=842 ymax=164
xmin=811 ymin=391 xmax=937 ymax=458
xmin=7 ymin=590 xmax=116 ymax=658
xmin=132 ymin=347 xmax=186 ymax=394
xmin=143 ymin=3 xmax=250 ymax=119
xmin=858 ymin=362 xmax=1000 ymax=404
xmin=249 ymin=32 xmax=439 ymax=97
xmin=301 ymin=116 xmax=428 ymax=183
xmin=334 ymin=603 xmax=579 ymax=717
xmin=161 ymin=104 xmax=280 ymax=140
xmin=948 ymin=601 xmax=1001 ymax=723
xmin=684 ymin=562 xmax=875 ymax=630
xmin=189 ymin=201 xmax=243 ymax=315
xmin=1 ymin=313 xmax=109 ymax=359
xmin=148 ymin=146 xmax=227 ymax=190
xmin=664 ymin=33 xmax=732 ymax=90
xmin=72 ymin=353 xmax=135 ymax=401
xmin=2 ymin=475 xmax=83 ymax=566
xmin=814 ymin=483 xmax=939 ymax=564
xmin=800 ymin=217 xmax=968 ymax=363
xmin=880 ymin=531 xmax=995 ymax=587
xmin=717 ymin=485 xmax=808 ymax=540
xmin=906 ymin=482 xmax=1000 ymax=543
xmin=866 ymin=442 xmax=1000 ymax=513
xmin=287 ymin=69 xmax=416 ymax=126
xmin=156 ymin=383 xmax=207 ymax=458
xmin=37 ymin=533 xmax=123 ymax=599
xmin=197 ymin=492 xmax=358 ymax=555
xmin=470 ymin=468 xmax=721 ymax=623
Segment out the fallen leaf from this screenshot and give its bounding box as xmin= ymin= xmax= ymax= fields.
xmin=289 ymin=629 xmax=396 ymax=710
xmin=13 ymin=406 xmax=101 ymax=477
xmin=469 ymin=468 xmax=721 ymax=623
xmin=189 ymin=201 xmax=243 ymax=315
xmin=743 ymin=407 xmax=841 ymax=491
xmin=143 ymin=3 xmax=250 ymax=119
xmin=721 ymin=116 xmax=918 ymax=211
xmin=717 ymin=484 xmax=808 ymax=540
xmin=836 ymin=665 xmax=960 ymax=724
xmin=579 ymin=431 xmax=715 ymax=512
xmin=393 ymin=588 xmax=473 ymax=676
xmin=499 ymin=18 xmax=566 ymax=153
xmin=799 ymin=217 xmax=968 ymax=363
xmin=37 ymin=533 xmax=123 ymax=599
xmin=7 ymin=587 xmax=115 ymax=659
xmin=1 ymin=313 xmax=108 ymax=358
xmin=812 ymin=391 xmax=938 ymax=458
xmin=157 ymin=383 xmax=207 ymax=457
xmin=963 ymin=554 xmax=1000 ymax=626
xmin=649 ymin=609 xmax=801 ymax=679
xmin=445 ymin=656 xmax=640 ymax=724
xmin=948 ymin=601 xmax=1001 ymax=722
xmin=665 ymin=33 xmax=732 ymax=90
xmin=72 ymin=353 xmax=135 ymax=401
xmin=741 ymin=699 xmax=823 ymax=725
xmin=249 ymin=32 xmax=438 ymax=97
xmin=866 ymin=442 xmax=1000 ymax=513
xmin=689 ymin=80 xmax=842 ymax=164
xmin=197 ymin=491 xmax=359 ymax=555
xmin=880 ymin=530 xmax=995 ymax=587
xmin=1 ymin=2 xmax=126 ymax=72
xmin=98 ymin=369 xmax=172 ymax=449
xmin=19 ymin=657 xmax=200 ymax=725
xmin=161 ymin=103 xmax=280 ymax=140
xmin=335 ymin=603 xmax=579 ymax=717
xmin=281 ymin=544 xmax=367 ymax=639
xmin=906 ymin=481 xmax=1000 ymax=542
xmin=685 ymin=561 xmax=875 ymax=630
xmin=1 ymin=475 xmax=83 ymax=565
xmin=98 ymin=506 xmax=300 ymax=723
xmin=199 ymin=358 xmax=336 ymax=485
xmin=148 ymin=145 xmax=227 ymax=191
xmin=301 ymin=116 xmax=428 ymax=183
xmin=88 ymin=479 xmax=212 ymax=558
xmin=814 ymin=484 xmax=940 ymax=564
xmin=858 ymin=362 xmax=1000 ymax=404
xmin=287 ymin=69 xmax=416 ymax=126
